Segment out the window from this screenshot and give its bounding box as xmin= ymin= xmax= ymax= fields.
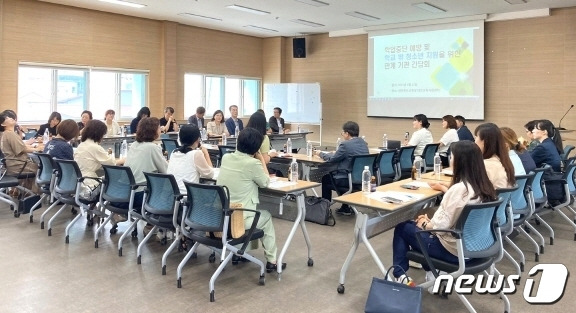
xmin=17 ymin=64 xmax=148 ymax=123
xmin=184 ymin=73 xmax=260 ymax=119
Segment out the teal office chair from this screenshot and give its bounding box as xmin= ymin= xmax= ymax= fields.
xmin=421 ymin=143 xmax=439 ymax=173
xmin=161 ymin=139 xmax=180 ymax=160
xmin=396 ymin=146 xmax=415 ymax=180
xmin=27 ymin=153 xmax=55 ymax=222
xmin=137 ymin=172 xmax=184 ymax=275
xmin=176 ymin=182 xmax=266 ymax=302
xmin=329 ymin=154 xmax=378 ymax=196
xmin=375 ymin=150 xmax=397 ymax=185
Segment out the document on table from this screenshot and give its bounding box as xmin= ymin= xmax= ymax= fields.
xmin=403 ymin=181 xmax=431 ymax=189
xmin=368 ymin=191 xmax=425 ymax=204
xmin=268 ymin=180 xmax=298 ymax=188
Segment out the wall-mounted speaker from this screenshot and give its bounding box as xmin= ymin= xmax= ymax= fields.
xmin=293 ymin=38 xmax=306 ymax=58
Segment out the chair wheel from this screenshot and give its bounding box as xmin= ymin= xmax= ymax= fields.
xmin=41 ymin=221 xmax=45 ymax=229
xmin=162 ymin=265 xmax=166 ymax=275
xmin=307 ymin=258 xmax=314 ymax=267
xmin=535 ymin=219 xmax=541 ymax=225
xmin=65 ymin=235 xmax=69 ymax=244
xmin=337 ymin=284 xmax=345 ymax=294
xmin=177 ymin=278 xmax=182 ymax=288
xmin=540 ymin=245 xmax=544 ymax=254
xmin=71 ymin=208 xmax=77 ymax=215
xmin=161 ymin=237 xmax=167 ymax=245
xmin=209 ymin=253 xmax=216 ymax=263
xmin=14 ymin=211 xmax=20 ymax=218
xmin=110 ymin=226 xmax=118 ymax=234
xmin=550 ymin=237 xmax=554 ymax=245
xmin=259 ymin=275 xmax=265 ymax=285
xmin=535 ymin=253 xmax=539 ymax=262
xmin=48 ymin=229 xmax=52 ymax=236
xmin=30 ymin=216 xmax=33 ymax=223
xmin=95 ymin=240 xmax=99 ymax=248
xmin=520 ymin=262 xmax=524 ymax=272
xmin=131 ymin=229 xmax=138 ymax=238
xmin=119 ymin=248 xmax=123 ymax=257
xmin=210 ymin=290 xmax=215 ymax=302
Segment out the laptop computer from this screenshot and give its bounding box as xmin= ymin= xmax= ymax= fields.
xmin=379 ymin=140 xmax=401 ymax=150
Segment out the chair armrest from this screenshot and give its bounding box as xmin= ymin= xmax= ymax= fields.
xmin=2 ymin=157 xmax=32 ymax=177
xmin=412 ymin=228 xmax=462 ymax=277
xmin=227 ymin=208 xmax=260 ymax=255
xmin=78 ymin=176 xmax=102 ymax=183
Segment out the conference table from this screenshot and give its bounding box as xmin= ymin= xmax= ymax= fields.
xmin=333 ymin=177 xmax=446 ymax=294
xmin=268 ymin=131 xmax=313 ymax=151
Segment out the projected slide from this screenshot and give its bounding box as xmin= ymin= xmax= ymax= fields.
xmin=367 ymin=20 xmax=484 ymax=119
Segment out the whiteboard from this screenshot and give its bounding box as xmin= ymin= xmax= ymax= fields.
xmin=263 ymin=83 xmax=321 ymax=124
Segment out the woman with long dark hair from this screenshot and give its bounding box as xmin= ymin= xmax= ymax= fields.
xmin=246 ymin=111 xmax=277 ymax=163
xmin=166 ymin=125 xmax=214 ymax=193
xmin=530 ymin=119 xmax=562 ymax=172
xmin=206 ymin=110 xmax=229 ymax=137
xmin=474 ymin=123 xmax=516 ymax=189
xmin=391 ymin=141 xmax=497 ymax=285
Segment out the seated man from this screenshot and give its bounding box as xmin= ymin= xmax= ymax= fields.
xmin=217 ymin=127 xmax=285 ymax=273
xmin=269 ymin=107 xmax=286 ymax=134
xmin=315 ymin=121 xmax=369 ymax=216
xmin=187 ymin=106 xmax=205 ymax=130
xmin=225 ymin=105 xmax=244 ymax=136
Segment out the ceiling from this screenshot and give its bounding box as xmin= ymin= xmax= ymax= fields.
xmin=38 ymin=0 xmax=576 ymax=38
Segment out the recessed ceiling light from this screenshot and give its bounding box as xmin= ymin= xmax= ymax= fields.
xmin=244 ymin=25 xmax=279 ymax=33
xmin=345 ymin=11 xmax=380 ymax=21
xmin=290 ymin=19 xmax=325 ymax=27
xmin=412 ymin=2 xmax=446 ymax=13
xmin=504 ymin=0 xmax=527 ymax=4
xmin=99 ymin=0 xmax=146 ymax=8
xmin=294 ymin=0 xmax=330 ymax=7
xmin=227 ymin=4 xmax=270 ymax=15
xmin=178 ymin=13 xmax=222 ymax=21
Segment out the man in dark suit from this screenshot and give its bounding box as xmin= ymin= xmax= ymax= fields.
xmin=269 ymin=107 xmax=286 ymax=134
xmin=187 ymin=106 xmax=205 ymax=129
xmin=315 ymin=121 xmax=369 ymax=216
xmin=455 ymin=115 xmax=474 ymax=141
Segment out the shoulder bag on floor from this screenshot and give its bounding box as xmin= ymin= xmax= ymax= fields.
xmin=365 ymin=266 xmax=422 ymax=313
xmin=304 ymin=196 xmax=335 ymax=226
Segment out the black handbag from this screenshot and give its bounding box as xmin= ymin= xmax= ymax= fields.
xmin=365 ymin=266 xmax=422 ymax=313
xmin=18 ymin=194 xmax=41 ymax=214
xmin=304 ymin=196 xmax=335 ymax=226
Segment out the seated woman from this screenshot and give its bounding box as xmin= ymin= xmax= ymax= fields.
xmin=529 ymin=119 xmax=562 ymax=172
xmin=74 ymin=120 xmax=124 ymax=200
xmin=474 ymin=123 xmax=516 ymax=189
xmin=206 ymin=110 xmax=230 ymax=137
xmin=405 ymin=114 xmax=433 ymax=157
xmin=130 ymin=107 xmax=150 ymax=135
xmin=524 ymin=120 xmax=539 ymax=152
xmin=500 ymin=127 xmax=536 ymax=174
xmin=124 ymin=117 xmax=168 ymax=209
xmin=104 ymin=109 xmax=121 ymax=136
xmin=216 ymin=128 xmax=285 ymax=273
xmin=77 ymin=110 xmax=93 ymax=132
xmin=166 ymin=125 xmax=214 ymax=193
xmin=0 ymin=110 xmax=43 ymax=192
xmin=391 ymin=141 xmax=497 ymax=285
xmin=437 ymin=115 xmax=459 ymax=166
xmin=43 ymin=119 xmax=79 ymax=160
xmin=36 ymin=111 xmax=61 ymax=139
xmin=246 ymin=111 xmax=277 ymax=164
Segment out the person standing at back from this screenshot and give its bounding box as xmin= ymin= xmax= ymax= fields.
xmin=269 ymin=107 xmax=287 ymax=134
xmin=454 ymin=115 xmax=474 ymax=142
xmin=187 ymin=106 xmax=205 ymax=130
xmin=225 ymin=105 xmax=243 ymax=136
xmin=315 ymin=121 xmax=369 ymax=216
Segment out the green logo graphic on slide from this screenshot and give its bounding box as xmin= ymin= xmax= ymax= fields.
xmin=431 ymin=37 xmax=473 ymax=95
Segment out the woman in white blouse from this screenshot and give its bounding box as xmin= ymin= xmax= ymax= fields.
xmin=405 ymin=114 xmax=433 ymax=157
xmin=438 ymin=115 xmax=459 ymax=166
xmin=206 ymin=110 xmax=230 ymax=137
xmin=166 ymin=125 xmax=214 ymax=194
xmin=104 ymin=109 xmax=121 ymax=136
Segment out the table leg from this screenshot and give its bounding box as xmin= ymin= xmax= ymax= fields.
xmin=276 ymin=190 xmax=306 ymax=280
xmin=337 ymin=207 xmax=388 ymax=294
xmin=298 ymin=194 xmax=313 ymax=265
xmin=301 ymin=163 xmax=318 ymax=197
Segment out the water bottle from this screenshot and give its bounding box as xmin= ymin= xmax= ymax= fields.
xmin=306 ymin=140 xmax=313 ymax=157
xmin=362 ymin=166 xmax=371 ymax=194
xmin=120 ymin=126 xmax=125 ymax=137
xmin=235 ymin=125 xmax=239 ymax=137
xmin=43 ymin=128 xmax=49 ymax=144
xmin=433 ymin=152 xmax=442 ymax=178
xmin=413 ymin=156 xmax=422 ymax=180
xmin=383 ymin=134 xmax=388 ymax=150
xmin=286 ymin=138 xmax=292 ymax=154
xmin=290 ymin=158 xmax=299 ymax=182
xmin=279 ymin=125 xmax=283 ymax=134
xmin=120 ymin=139 xmax=128 ymax=158
xmin=336 ymin=137 xmax=342 ymax=150
xmin=297 ymin=124 xmax=301 ymax=133
xmin=222 ymin=132 xmax=227 ymax=145
xmin=201 ymin=128 xmax=207 ymax=141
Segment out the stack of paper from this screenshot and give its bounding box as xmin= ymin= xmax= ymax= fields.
xmin=368 ymin=191 xmax=424 ymax=204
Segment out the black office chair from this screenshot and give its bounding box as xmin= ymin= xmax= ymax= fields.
xmin=161 ymin=139 xmax=180 ymax=160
